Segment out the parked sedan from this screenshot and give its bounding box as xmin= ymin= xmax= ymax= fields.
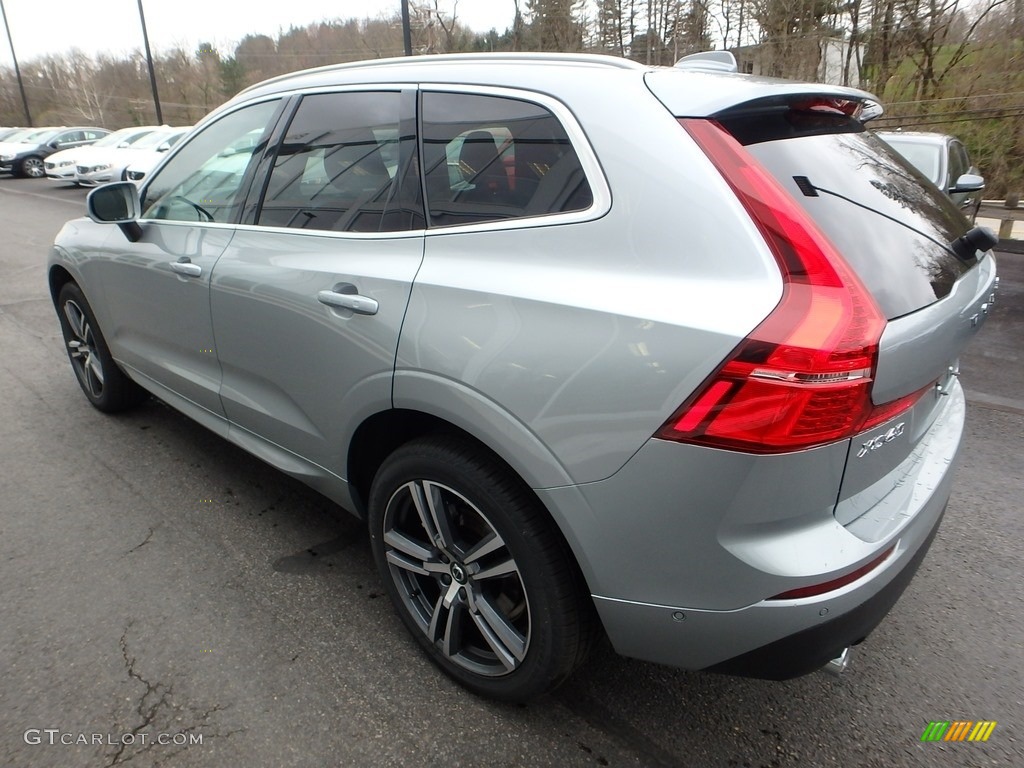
xmin=0 ymin=126 xmax=109 ymax=177
xmin=73 ymin=125 xmax=166 ymax=186
xmin=124 ymin=126 xmax=192 ymax=183
xmin=0 ymin=127 xmax=41 ymax=155
xmin=876 ymin=131 xmax=985 ymax=218
xmin=49 ymin=52 xmax=997 ymax=702
xmin=48 ymin=126 xmax=160 ymax=184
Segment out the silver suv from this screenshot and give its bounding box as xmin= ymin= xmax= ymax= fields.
xmin=876 ymin=130 xmax=985 ymax=219
xmin=48 ymin=53 xmax=998 ymax=701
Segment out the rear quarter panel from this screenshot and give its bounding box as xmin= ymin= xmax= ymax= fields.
xmin=395 ymin=73 xmax=783 ymax=485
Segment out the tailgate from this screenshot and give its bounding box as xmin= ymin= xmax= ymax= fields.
xmin=658 ymin=81 xmax=1000 ymax=537
xmin=834 ymin=254 xmax=996 ymax=539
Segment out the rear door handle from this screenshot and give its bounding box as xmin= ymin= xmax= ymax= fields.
xmin=317 ymin=286 xmax=378 ymax=316
xmin=170 ymin=258 xmax=202 ymax=277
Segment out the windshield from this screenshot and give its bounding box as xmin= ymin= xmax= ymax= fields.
xmin=93 ymin=128 xmax=154 ymax=148
xmin=877 ymin=137 xmax=943 ymax=186
xmin=2 ymin=128 xmax=35 ymax=143
xmin=130 ymin=130 xmax=177 ymax=150
xmin=20 ymin=129 xmax=58 ymax=144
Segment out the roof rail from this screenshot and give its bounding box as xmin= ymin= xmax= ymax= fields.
xmin=674 ymin=51 xmax=737 ymax=73
xmin=241 ymin=52 xmax=645 ymax=94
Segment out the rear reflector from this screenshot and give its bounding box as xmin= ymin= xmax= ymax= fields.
xmin=657 ymin=120 xmax=920 ymax=453
xmin=768 ymin=545 xmax=896 ymax=600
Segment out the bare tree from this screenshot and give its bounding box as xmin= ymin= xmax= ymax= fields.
xmin=895 ymin=0 xmax=1009 ymax=101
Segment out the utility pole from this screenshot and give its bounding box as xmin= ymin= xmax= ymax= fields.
xmin=137 ymin=0 xmax=163 ymax=123
xmin=401 ymin=0 xmax=413 ymax=55
xmin=0 ymin=0 xmax=32 ymax=126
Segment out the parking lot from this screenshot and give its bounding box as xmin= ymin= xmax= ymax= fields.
xmin=0 ymin=176 xmax=1021 ymax=767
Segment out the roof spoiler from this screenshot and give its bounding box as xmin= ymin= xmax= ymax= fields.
xmin=674 ymin=51 xmax=737 ymax=73
xmin=714 ymin=92 xmax=885 ymax=124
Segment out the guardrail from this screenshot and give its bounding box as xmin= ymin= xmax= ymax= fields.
xmin=981 ymin=195 xmax=1021 ymax=240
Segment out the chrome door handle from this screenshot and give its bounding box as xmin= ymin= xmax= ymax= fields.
xmin=170 ymin=259 xmax=202 ymax=277
xmin=318 ymin=288 xmax=378 ymax=316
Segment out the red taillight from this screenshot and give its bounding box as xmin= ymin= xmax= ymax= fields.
xmin=768 ymin=545 xmax=895 ymax=600
xmin=657 ymin=119 xmax=914 ymax=453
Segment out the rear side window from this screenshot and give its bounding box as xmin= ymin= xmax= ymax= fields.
xmin=257 ymin=91 xmax=422 ymax=233
xmin=719 ymin=111 xmax=974 ymax=319
xmin=421 ymin=92 xmax=592 ymax=227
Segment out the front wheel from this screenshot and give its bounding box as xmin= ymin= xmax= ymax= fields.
xmin=368 ymin=436 xmax=596 ymax=701
xmin=56 ymin=283 xmax=147 ymax=412
xmin=18 ymin=155 xmax=45 ymax=178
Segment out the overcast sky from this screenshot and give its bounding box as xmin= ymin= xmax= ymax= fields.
xmin=1 ymin=1 xmax=517 ymax=64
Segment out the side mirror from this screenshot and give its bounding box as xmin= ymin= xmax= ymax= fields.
xmin=117 ymin=141 xmax=130 ymax=148
xmin=951 ymin=173 xmax=985 ymax=194
xmin=86 ymin=182 xmax=143 ymax=242
xmin=50 ymin=141 xmax=61 ymax=149
xmin=157 ymin=142 xmax=171 ymax=152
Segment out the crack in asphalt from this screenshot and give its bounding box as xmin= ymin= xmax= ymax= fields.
xmin=108 ymin=623 xmax=244 ymax=766
xmin=124 ymin=528 xmax=154 ymax=557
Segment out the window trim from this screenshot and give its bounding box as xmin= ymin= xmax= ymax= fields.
xmin=417 ymin=83 xmax=611 ymax=235
xmin=136 ymin=83 xmax=610 ymax=239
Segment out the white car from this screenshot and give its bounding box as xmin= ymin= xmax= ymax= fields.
xmin=49 ymin=126 xmax=161 ymax=185
xmin=47 ymin=129 xmax=153 ymax=183
xmin=124 ymin=126 xmax=192 ymax=184
xmin=0 ymin=129 xmax=37 ymax=162
xmin=45 ymin=145 xmax=85 ymax=183
xmin=73 ymin=126 xmax=165 ymax=186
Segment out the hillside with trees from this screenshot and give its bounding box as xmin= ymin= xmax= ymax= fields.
xmin=1 ymin=0 xmax=1020 ymax=193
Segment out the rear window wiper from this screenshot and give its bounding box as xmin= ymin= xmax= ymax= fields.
xmin=792 ymin=175 xmax=997 ymax=262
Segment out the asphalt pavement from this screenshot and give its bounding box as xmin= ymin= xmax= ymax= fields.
xmin=1 ymin=177 xmax=1021 ymax=767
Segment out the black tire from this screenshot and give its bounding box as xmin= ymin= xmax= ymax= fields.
xmin=17 ymin=155 xmax=45 ymax=178
xmin=368 ymin=435 xmax=597 ymax=702
xmin=56 ymin=283 xmax=147 ymax=412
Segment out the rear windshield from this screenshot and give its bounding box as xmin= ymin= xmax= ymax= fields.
xmin=719 ymin=111 xmax=973 ymax=319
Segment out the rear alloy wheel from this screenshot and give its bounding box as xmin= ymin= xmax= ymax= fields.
xmin=19 ymin=156 xmax=45 ymax=178
xmin=56 ymin=283 xmax=147 ymax=412
xmin=368 ymin=436 xmax=595 ymax=701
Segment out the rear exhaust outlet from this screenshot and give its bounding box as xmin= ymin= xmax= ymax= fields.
xmin=825 ymin=647 xmax=851 ymax=676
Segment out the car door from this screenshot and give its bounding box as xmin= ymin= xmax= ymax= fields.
xmin=90 ymin=99 xmax=285 ymax=418
xmin=211 ymin=89 xmax=424 ymax=476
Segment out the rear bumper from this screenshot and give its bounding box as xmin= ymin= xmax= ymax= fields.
xmin=705 ymin=507 xmax=942 ymax=679
xmin=537 ymin=384 xmax=964 ymax=676
xmin=587 ymin=473 xmax=949 ymax=674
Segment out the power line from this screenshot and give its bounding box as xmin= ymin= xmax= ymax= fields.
xmin=883 ymin=88 xmax=1024 ymax=106
xmin=876 ymin=110 xmax=1024 ymax=127
xmin=875 ymin=104 xmax=1024 ymax=120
